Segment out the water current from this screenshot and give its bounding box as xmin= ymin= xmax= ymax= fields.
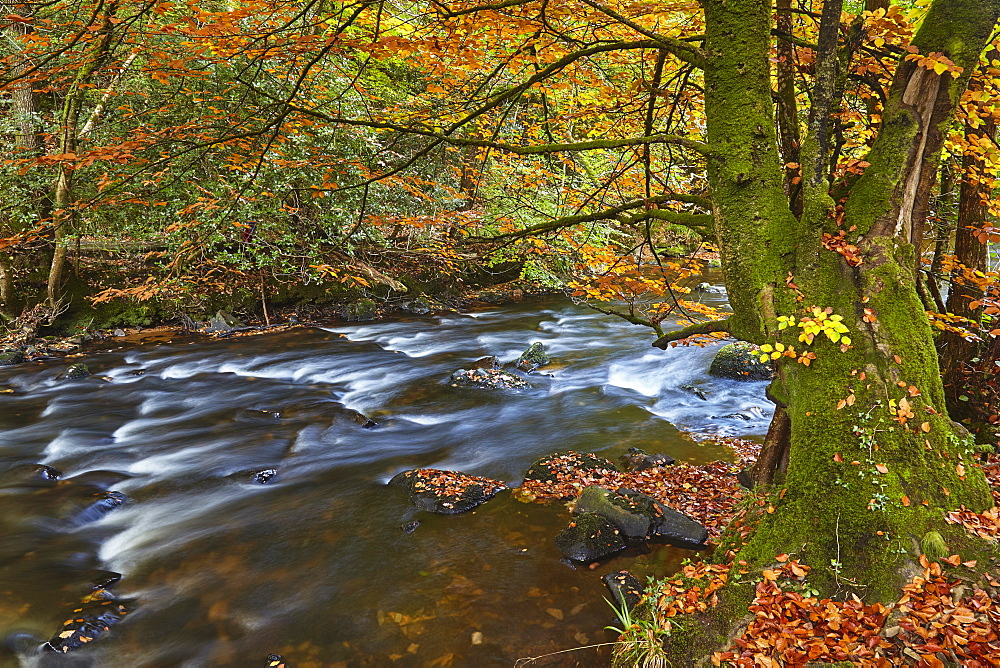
xmin=0 ymin=288 xmax=772 ymax=667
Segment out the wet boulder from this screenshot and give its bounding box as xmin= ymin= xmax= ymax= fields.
xmin=708 ymin=341 xmax=773 ymax=381
xmin=0 ymin=350 xmax=26 ymax=366
xmin=34 ymin=465 xmax=62 ymax=481
xmin=388 ymin=468 xmax=506 ymax=514
xmin=400 ymin=297 xmax=431 ymax=315
xmin=680 ymin=383 xmax=708 ymax=401
xmin=574 ymin=486 xmax=707 ymax=548
xmin=450 ymin=368 xmax=529 ymax=390
xmin=343 ymin=298 xmax=378 ymax=322
xmin=523 ymin=451 xmax=618 ymax=485
xmin=554 ymin=512 xmax=626 ymax=563
xmin=252 ymin=469 xmax=277 ymax=484
xmin=514 ymin=342 xmax=550 ymax=372
xmin=694 ymin=282 xmax=726 ymax=294
xmin=602 ymin=570 xmax=644 ymax=611
xmin=59 ymin=363 xmax=91 ymax=380
xmin=71 ymin=491 xmax=127 ymax=525
xmin=46 ymin=590 xmax=129 ymax=653
xmin=620 ymin=447 xmax=675 ymax=472
xmin=470 ymin=356 xmax=501 ymax=370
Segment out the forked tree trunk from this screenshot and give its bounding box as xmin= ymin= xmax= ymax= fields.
xmin=690 ymin=0 xmax=1000 ymax=634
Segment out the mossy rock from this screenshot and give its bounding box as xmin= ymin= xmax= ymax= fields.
xmin=708 ymin=341 xmax=774 ymax=381
xmin=575 ymin=486 xmax=708 ymax=548
xmin=59 ymin=363 xmax=91 ymax=380
xmin=343 ymin=298 xmax=378 ymax=322
xmin=388 ymin=468 xmax=506 ymax=514
xmin=514 ymin=342 xmax=550 ymax=371
xmin=0 ymin=350 xmax=26 ymax=366
xmin=524 ymin=452 xmax=619 ymax=485
xmin=554 ymin=512 xmax=626 ymax=562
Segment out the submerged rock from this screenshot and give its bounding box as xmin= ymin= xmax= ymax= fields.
xmin=71 ymin=491 xmax=127 ymax=525
xmin=620 ymin=447 xmax=674 ymax=472
xmin=450 ymin=368 xmax=529 ymax=390
xmin=680 ymin=383 xmax=709 ymax=401
xmin=46 ymin=590 xmax=129 ymax=653
xmin=573 ymin=486 xmax=707 ymax=548
xmin=0 ymin=350 xmax=26 ymax=366
xmin=388 ymin=468 xmax=506 ymax=514
xmin=602 ymin=570 xmax=644 ymax=611
xmin=708 ymin=341 xmax=773 ymax=381
xmin=554 ymin=512 xmax=626 ymax=562
xmin=514 ymin=342 xmax=550 ymax=372
xmin=59 ymin=363 xmax=91 ymax=380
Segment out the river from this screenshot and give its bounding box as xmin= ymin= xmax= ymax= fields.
xmin=0 ymin=291 xmax=772 ymax=667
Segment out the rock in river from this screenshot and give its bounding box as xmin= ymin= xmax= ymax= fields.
xmin=46 ymin=589 xmax=129 ymax=653
xmin=389 ymin=468 xmax=506 ymax=514
xmin=620 ymin=447 xmax=674 ymax=472
xmin=0 ymin=350 xmax=26 ymax=366
xmin=573 ymin=485 xmax=708 ymax=548
xmin=450 ymin=367 xmax=529 ymax=390
xmin=59 ymin=363 xmax=91 ymax=380
xmin=514 ymin=342 xmax=550 ymax=372
xmin=708 ymin=341 xmax=773 ymax=381
xmin=525 ymin=451 xmax=618 ymax=483
xmin=602 ymin=570 xmax=644 ymax=611
xmin=554 ymin=512 xmax=626 ymax=563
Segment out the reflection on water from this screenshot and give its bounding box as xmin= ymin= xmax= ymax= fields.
xmin=0 ymin=293 xmax=770 ymax=667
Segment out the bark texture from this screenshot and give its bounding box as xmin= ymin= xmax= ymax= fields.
xmin=660 ymin=3 xmax=1000 ymax=659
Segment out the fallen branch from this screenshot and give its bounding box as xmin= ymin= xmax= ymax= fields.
xmin=651 ymin=318 xmax=730 ymax=348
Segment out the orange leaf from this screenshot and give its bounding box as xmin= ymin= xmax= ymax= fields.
xmin=902 ymin=495 xmax=911 ymax=506
xmin=875 ymin=463 xmax=888 ymax=474
xmin=920 ymin=422 xmax=931 ymax=432
xmin=833 ymin=453 xmax=843 ymax=463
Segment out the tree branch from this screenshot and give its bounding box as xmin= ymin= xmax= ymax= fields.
xmin=651 ymin=318 xmax=731 ymax=348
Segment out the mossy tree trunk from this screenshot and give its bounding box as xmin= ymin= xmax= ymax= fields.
xmin=46 ymin=0 xmax=120 ymax=312
xmin=695 ymin=0 xmax=1000 ymax=617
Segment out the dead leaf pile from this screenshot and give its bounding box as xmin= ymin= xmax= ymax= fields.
xmin=945 ymin=505 xmax=1000 ymax=540
xmin=710 ymin=558 xmax=1000 ymax=666
xmin=519 ymin=442 xmax=757 ymax=540
xmin=406 ymin=469 xmax=506 ymax=499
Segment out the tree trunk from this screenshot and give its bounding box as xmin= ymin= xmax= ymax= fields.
xmin=45 ymin=1 xmax=121 ymax=311
xmin=940 ymin=63 xmax=998 ymax=428
xmin=690 ymin=0 xmax=1000 ymax=628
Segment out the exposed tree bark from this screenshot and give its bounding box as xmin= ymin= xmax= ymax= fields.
xmin=774 ymin=0 xmax=800 ymax=208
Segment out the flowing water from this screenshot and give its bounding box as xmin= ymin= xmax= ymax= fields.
xmin=0 ymin=289 xmax=772 ymax=667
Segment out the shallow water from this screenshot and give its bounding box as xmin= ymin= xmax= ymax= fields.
xmin=0 ymin=291 xmax=771 ymax=667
